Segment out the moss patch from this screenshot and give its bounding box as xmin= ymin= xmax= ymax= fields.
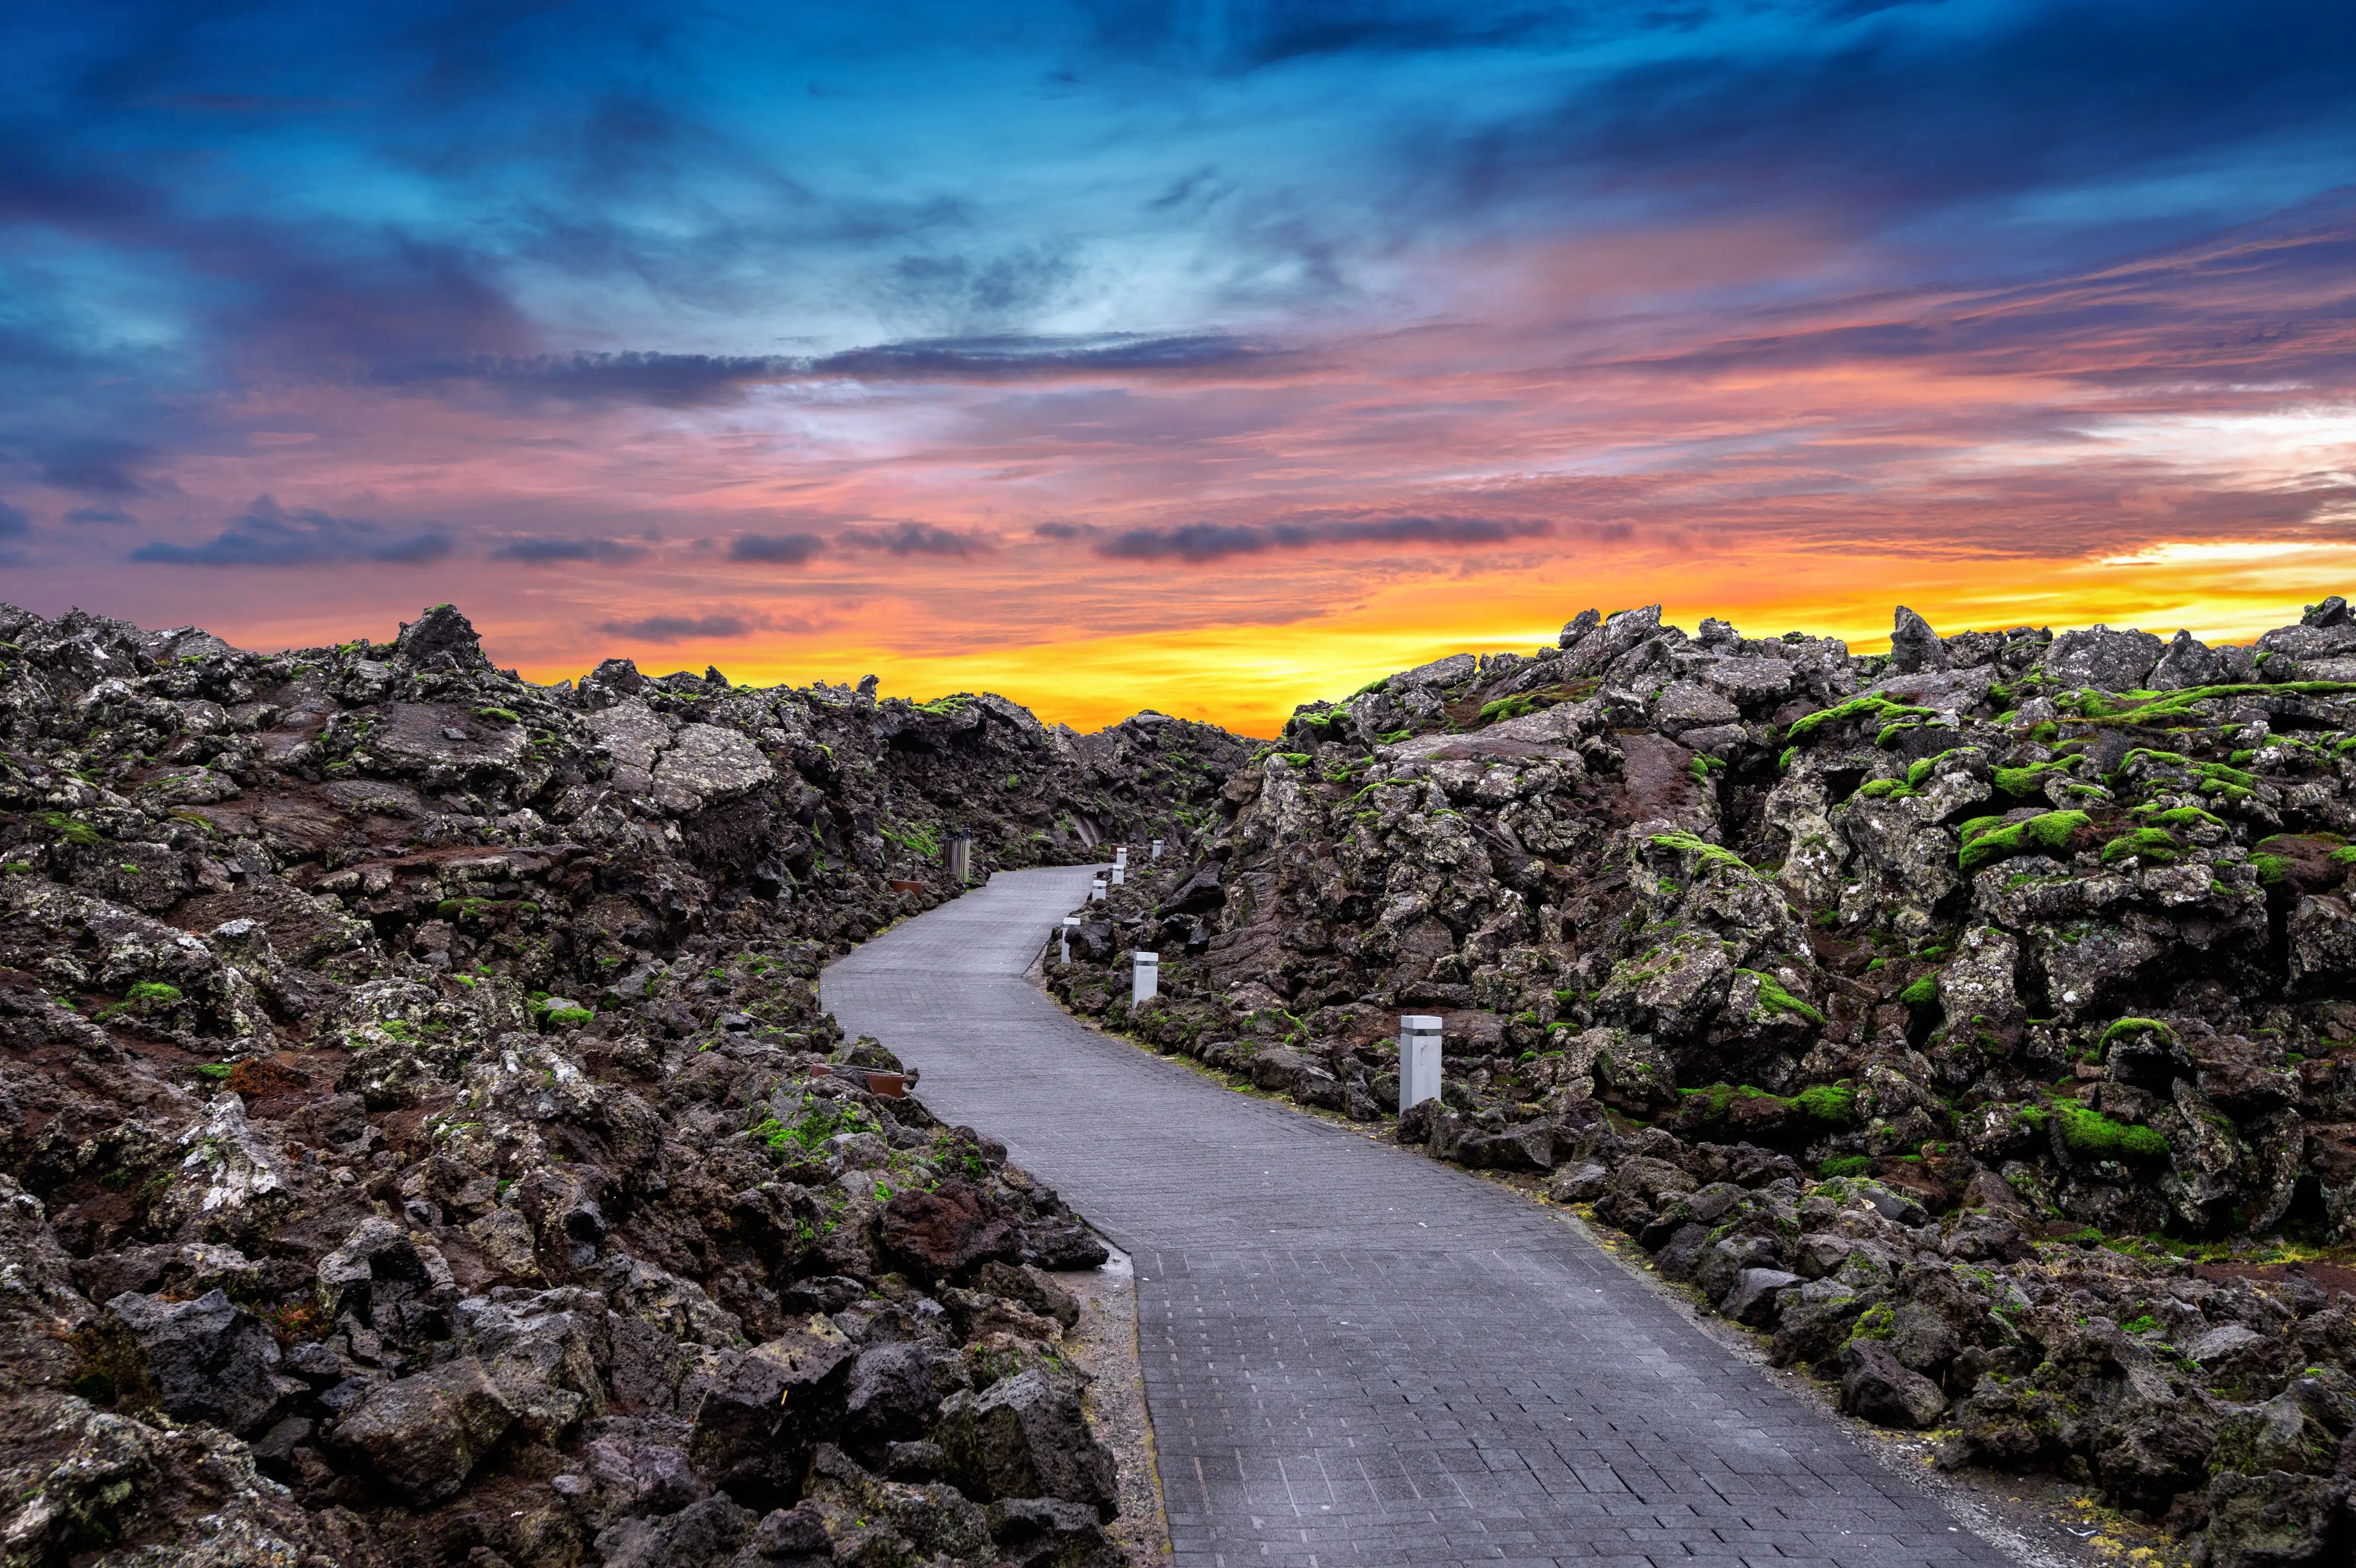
xmin=2056 ymin=1103 xmax=2170 ymax=1164
xmin=1959 ymin=810 xmax=2090 ymax=874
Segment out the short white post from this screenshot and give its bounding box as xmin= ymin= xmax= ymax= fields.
xmin=947 ymin=833 xmax=971 ymax=884
xmin=1114 ymin=845 xmax=1128 ymax=869
xmin=1132 ymin=950 xmax=1159 ymax=1005
xmin=1089 ymin=877 xmax=1106 ymax=902
xmin=1110 ymin=864 xmax=1125 ymax=886
xmin=1060 ymin=915 xmax=1079 ymax=964
xmin=1399 ymin=1014 xmax=1443 ymax=1114
xmin=1150 ymin=838 xmax=1164 ymax=860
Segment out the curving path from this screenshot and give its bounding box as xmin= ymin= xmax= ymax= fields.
xmin=824 ymin=867 xmax=2012 ymax=1568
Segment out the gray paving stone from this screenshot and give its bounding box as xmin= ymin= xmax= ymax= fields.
xmin=825 ymin=867 xmax=2016 ymax=1568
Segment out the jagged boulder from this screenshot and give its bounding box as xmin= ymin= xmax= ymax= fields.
xmin=934 ymin=1369 xmax=1118 ymax=1519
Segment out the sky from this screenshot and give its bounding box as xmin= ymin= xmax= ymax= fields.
xmin=2 ymin=1 xmax=2353 ymax=735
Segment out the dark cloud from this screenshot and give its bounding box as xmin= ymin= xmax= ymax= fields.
xmin=1077 ymin=0 xmax=1578 ymax=69
xmin=380 ymin=334 xmax=1289 ymax=410
xmin=131 ymin=495 xmax=451 ymax=568
xmin=1097 ymin=513 xmax=1553 ymax=563
xmin=836 ymin=523 xmax=989 ymax=557
xmin=35 ymin=436 xmax=151 ymax=496
xmin=884 ymin=247 xmax=1079 ymax=322
xmin=727 ymin=532 xmax=826 ymax=565
xmin=1429 ymin=3 xmax=2356 ymax=250
xmin=1033 ymin=520 xmax=1094 ymax=539
xmin=0 ymin=500 xmax=28 ymax=538
xmin=600 ymin=613 xmax=750 ymax=641
xmin=380 ymin=351 xmax=791 ymax=409
xmin=806 ymin=333 xmax=1284 ymax=381
xmin=64 ymin=505 xmax=135 ymax=525
xmin=489 ymin=535 xmax=646 ymax=564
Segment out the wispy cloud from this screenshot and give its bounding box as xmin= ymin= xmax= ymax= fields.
xmin=600 ymin=613 xmax=751 ymax=640
xmin=727 ymin=532 xmax=827 ymax=565
xmin=1098 ymin=514 xmax=1554 ymax=564
xmin=490 ymin=535 xmax=646 ymax=564
xmin=837 ymin=522 xmax=990 ymax=556
xmin=131 ymin=496 xmax=451 ymax=568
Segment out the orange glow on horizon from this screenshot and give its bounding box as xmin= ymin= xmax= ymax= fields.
xmin=489 ymin=541 xmax=2356 ymax=736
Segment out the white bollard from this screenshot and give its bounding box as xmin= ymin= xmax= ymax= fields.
xmin=1110 ymin=864 xmax=1125 ymax=886
xmin=1399 ymin=1014 xmax=1443 ymax=1114
xmin=1150 ymin=838 xmax=1164 ymax=860
xmin=1132 ymin=950 xmax=1159 ymax=1004
xmin=1060 ymin=915 xmax=1079 ymax=964
xmin=1089 ymin=877 xmax=1106 ymax=902
xmin=1114 ymin=845 xmax=1128 ymax=868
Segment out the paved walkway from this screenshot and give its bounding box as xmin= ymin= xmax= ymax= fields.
xmin=823 ymin=867 xmax=2012 ymax=1568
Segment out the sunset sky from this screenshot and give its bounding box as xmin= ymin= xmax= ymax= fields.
xmin=3 ymin=1 xmax=2353 ymax=734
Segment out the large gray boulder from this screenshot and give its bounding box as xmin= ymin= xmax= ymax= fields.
xmin=592 ymin=1493 xmax=756 ymax=1568
xmin=2149 ymin=628 xmax=2227 ymax=689
xmin=2042 ymin=624 xmax=2162 ymax=690
xmin=2202 ymin=1469 xmax=2350 ymax=1568
xmin=104 ymin=1287 xmax=287 ymax=1436
xmin=933 ymin=1368 xmax=1118 ymax=1519
xmin=1888 ymin=606 xmax=1946 ymax=675
xmin=1837 ymin=1339 xmax=1946 ymax=1429
xmin=688 ymin=1326 xmax=860 ymax=1508
xmin=330 ymin=1355 xmax=514 ymax=1504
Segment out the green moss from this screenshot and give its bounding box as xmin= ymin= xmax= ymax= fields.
xmin=2251 ymin=852 xmax=2291 ymax=886
xmin=2100 ymin=1017 xmax=2171 ymax=1050
xmin=1819 ymin=1154 xmax=1870 ymax=1178
xmin=1783 ymin=695 xmax=1936 ymax=745
xmin=1350 ymin=675 xmax=1389 ymax=697
xmin=125 ymin=982 xmax=183 ymax=1006
xmin=1848 ymin=1302 xmax=1896 ymax=1341
xmin=2079 ymin=680 xmax=2356 ymax=728
xmin=1795 ymin=1081 xmax=1859 ymax=1126
xmin=747 ymin=1096 xmax=880 ymax=1159
xmin=1736 ymin=968 xmax=1825 ymax=1025
xmin=2100 ymin=827 xmax=2181 ymax=865
xmin=194 ymin=1063 xmax=234 ymax=1080
xmin=33 ymin=811 xmax=102 ymax=847
xmin=1990 ymin=762 xmax=2065 ymax=799
xmin=436 ymin=896 xmax=540 ymax=923
xmin=1958 ymin=810 xmax=2090 ymax=874
xmin=2135 ymin=805 xmax=2225 ymax=832
xmin=1854 ymin=777 xmax=1916 ymax=800
xmin=1898 ymin=975 xmax=1939 ymax=1007
xmin=1646 ymin=830 xmax=1751 ymax=875
xmin=1477 ymin=693 xmax=1544 ymax=725
xmin=544 ymin=1006 xmax=594 ymax=1026
xmin=2055 ymin=1103 xmax=2170 ymax=1164
xmin=473 ymin=706 xmax=521 ymax=724
xmin=1276 ymin=751 xmax=1312 ymax=767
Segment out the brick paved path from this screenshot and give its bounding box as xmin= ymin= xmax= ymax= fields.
xmin=824 ymin=867 xmax=2014 ymax=1568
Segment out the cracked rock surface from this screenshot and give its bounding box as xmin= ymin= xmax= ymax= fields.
xmin=0 ymin=600 xmax=1242 ymax=1568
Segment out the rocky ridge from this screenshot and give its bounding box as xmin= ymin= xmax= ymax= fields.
xmin=1047 ymin=601 xmax=2356 ymax=1567
xmin=0 ymin=600 xmax=1248 ymax=1568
